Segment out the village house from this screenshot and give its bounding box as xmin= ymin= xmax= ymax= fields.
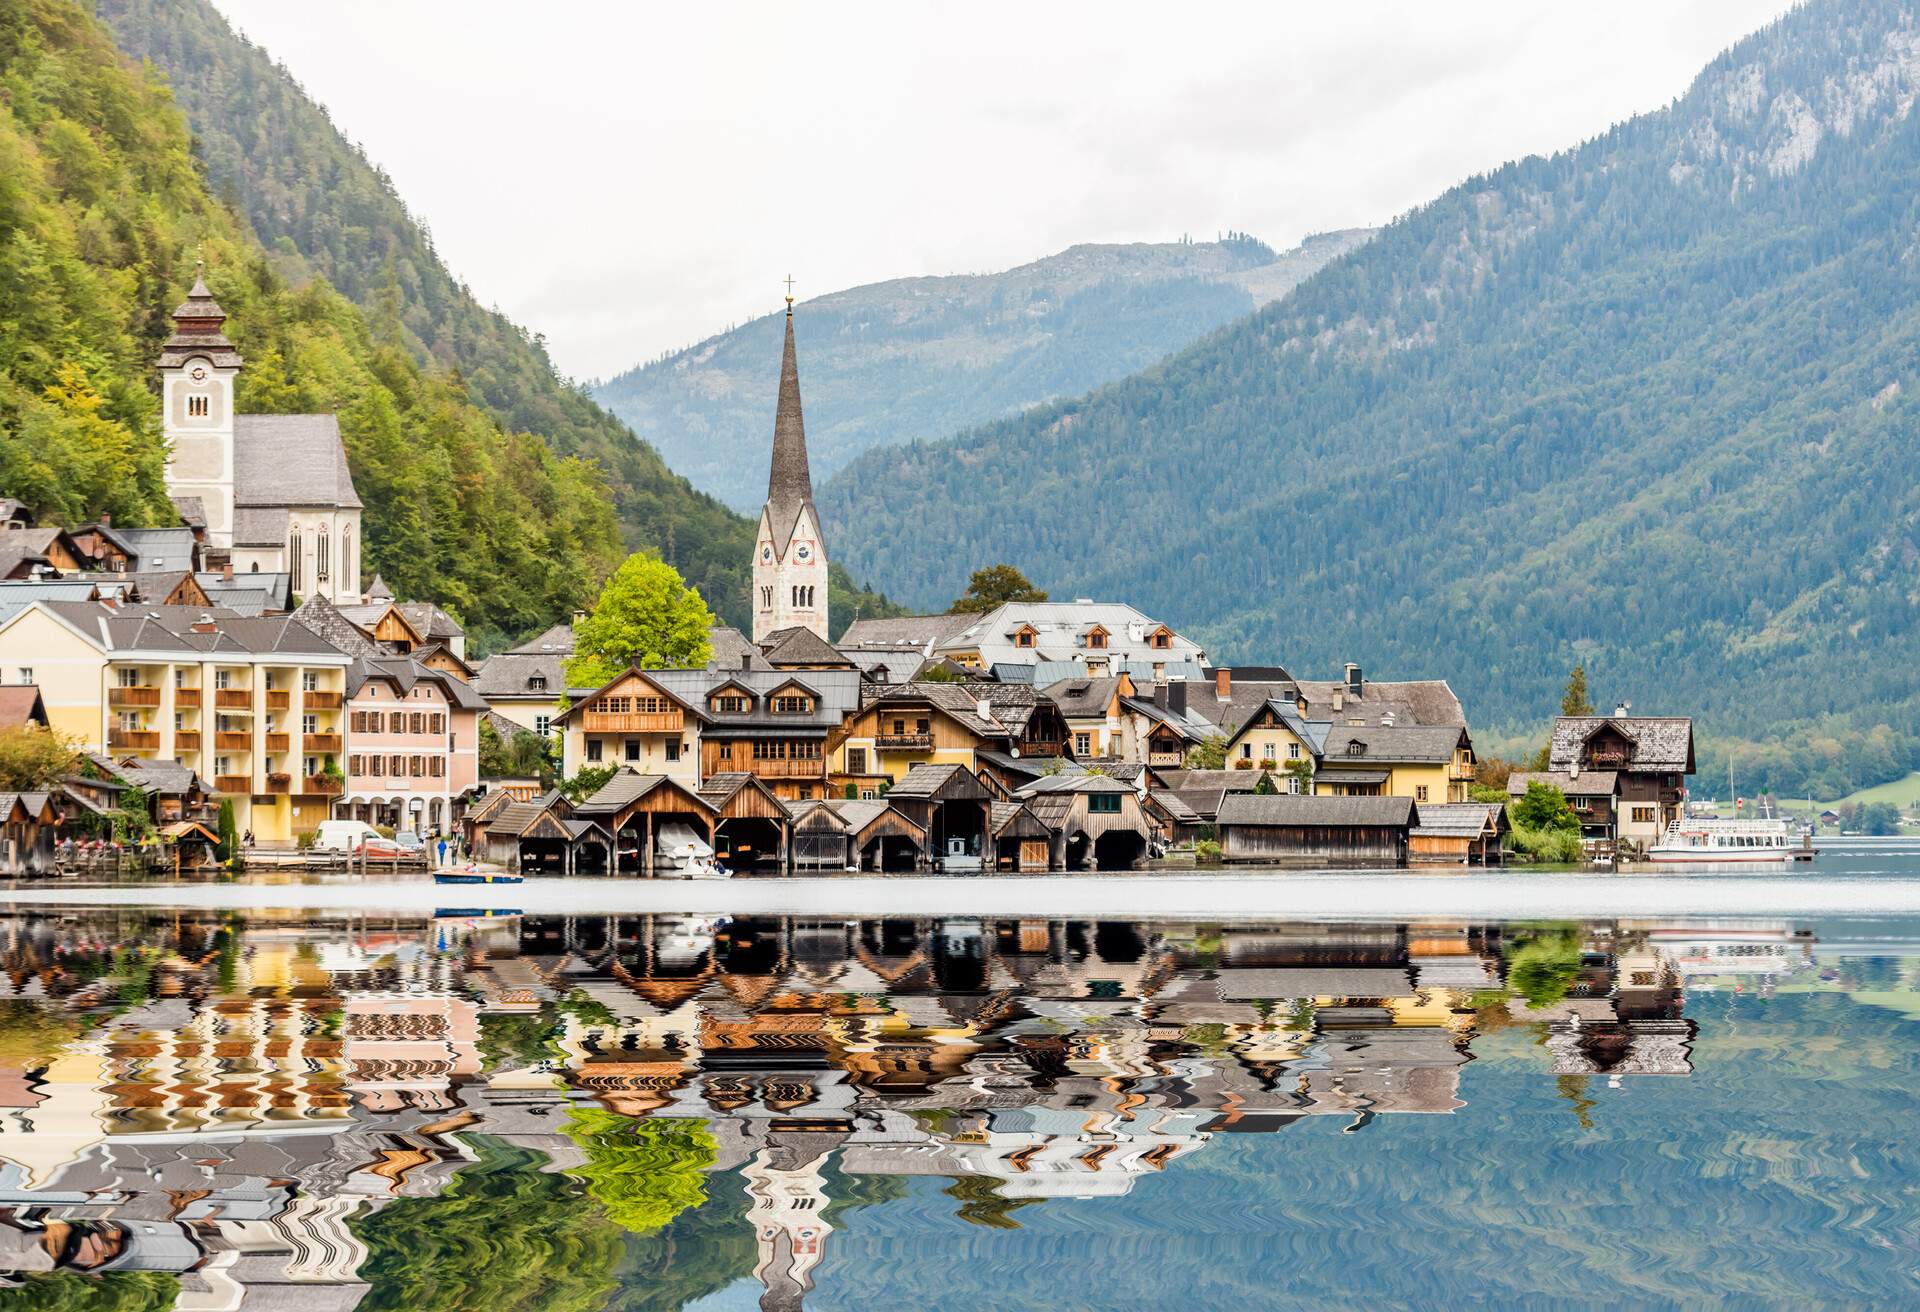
xmin=158 ymin=268 xmax=365 ymax=603
xmin=842 ymin=600 xmax=1207 ymax=680
xmin=1216 ymin=794 xmax=1422 ymax=867
xmin=1013 ymin=773 xmax=1154 ymax=871
xmin=0 ymin=601 xmax=350 ymax=842
xmin=1522 ymin=710 xmax=1696 ymax=848
xmin=1221 ymin=699 xmax=1476 ymax=803
xmin=1186 ymin=664 xmax=1466 ymax=733
xmin=826 ymin=681 xmax=1069 ymax=797
xmin=340 ymin=659 xmax=485 ymax=835
xmin=472 ymin=620 xmax=574 ymax=740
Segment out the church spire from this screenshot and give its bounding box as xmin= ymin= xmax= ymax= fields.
xmin=158 ymin=259 xmax=244 ymax=370
xmin=765 ymin=296 xmax=816 ymax=549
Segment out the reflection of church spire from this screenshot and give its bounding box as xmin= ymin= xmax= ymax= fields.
xmin=746 ymin=1137 xmax=836 ymax=1312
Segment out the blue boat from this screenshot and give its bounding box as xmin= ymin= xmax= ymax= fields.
xmin=433 ymin=871 xmax=523 ymax=885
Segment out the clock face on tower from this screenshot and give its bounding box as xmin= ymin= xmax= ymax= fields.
xmin=761 ymin=545 xmax=773 ymax=563
xmin=795 ymin=544 xmax=812 ymax=562
xmin=189 ymin=365 xmax=208 ymax=382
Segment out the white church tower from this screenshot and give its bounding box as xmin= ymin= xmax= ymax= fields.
xmin=156 ymin=265 xmax=244 ymax=550
xmin=751 ymin=293 xmax=830 ymax=643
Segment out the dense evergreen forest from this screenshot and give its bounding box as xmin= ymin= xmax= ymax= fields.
xmin=0 ymin=0 xmax=625 ymax=653
xmin=822 ymin=0 xmax=1920 ymax=797
xmin=594 ymin=231 xmax=1371 ymax=509
xmin=89 ymin=0 xmax=900 ymax=638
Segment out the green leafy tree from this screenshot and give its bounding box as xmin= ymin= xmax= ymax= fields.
xmin=562 ymin=1109 xmax=718 ymax=1236
xmin=478 ymin=718 xmax=554 ymax=781
xmin=1184 ymin=731 xmax=1230 ymax=770
xmin=0 ymin=725 xmax=77 ymax=790
xmin=1512 ymin=781 xmax=1580 ymax=833
xmin=560 ymin=765 xmax=617 ymax=804
xmin=948 ymin=563 xmax=1048 ymax=614
xmin=1282 ymin=759 xmax=1314 ymax=794
xmin=1252 ymin=771 xmax=1279 ymax=796
xmin=0 ymin=1273 xmax=179 ymax=1311
xmin=565 ymin=552 xmax=715 ymax=687
xmin=351 ymin=1136 xmax=624 ymax=1312
xmin=1560 ymin=664 xmax=1595 ymax=717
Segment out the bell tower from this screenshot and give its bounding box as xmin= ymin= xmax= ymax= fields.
xmin=752 ymin=287 xmax=830 ymax=643
xmin=157 ymin=263 xmax=245 ymax=549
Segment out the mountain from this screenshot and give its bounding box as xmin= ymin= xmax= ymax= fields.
xmin=593 ymin=231 xmax=1374 ymax=509
xmin=91 ymin=0 xmax=899 ymax=635
xmin=821 ymin=0 xmax=1920 ymax=798
xmin=0 ymin=0 xmax=623 ymax=653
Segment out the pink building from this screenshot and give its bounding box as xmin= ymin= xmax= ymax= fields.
xmin=341 ymin=657 xmax=484 ymax=835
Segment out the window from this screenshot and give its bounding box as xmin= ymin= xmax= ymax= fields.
xmin=1287 ymin=773 xmax=1304 ymax=795
xmin=892 ymin=719 xmax=906 ymax=736
xmin=534 ymin=714 xmax=551 ymax=737
xmin=1632 ymin=805 xmax=1656 ymax=824
xmin=302 ymin=671 xmax=319 ymax=692
xmin=1241 ymin=742 xmax=1252 ymax=759
xmin=174 ymin=669 xmax=186 ymax=688
xmin=174 ymin=712 xmax=184 ymax=731
xmin=625 ymin=739 xmax=641 ymax=762
xmin=215 ymin=756 xmax=230 ymax=775
xmin=214 ymin=670 xmax=231 ymax=690
xmin=528 ymin=675 xmax=547 ymax=692
xmin=586 ymin=738 xmax=603 ymax=762
xmin=409 ymin=712 xmax=425 ymax=734
xmin=118 ymin=710 xmax=140 ymax=731
xmin=388 ymin=754 xmax=405 ymax=776
xmin=1346 ymin=741 xmax=1366 ymax=756
xmin=430 ymin=757 xmax=444 ymax=778
xmin=187 ymin=393 xmax=209 ymax=418
xmin=349 ymin=755 xmax=364 ymax=774
xmin=342 ymin=525 xmax=353 ymax=589
xmin=117 ymin=667 xmax=141 ymax=687
xmin=760 ymin=586 xmax=773 ymax=608
xmin=430 ymin=713 xmax=444 ymax=734
xmin=714 ymin=694 xmax=748 ymax=713
xmin=665 ymin=740 xmax=680 ymax=763
xmin=303 ymin=756 xmax=318 ymax=777
xmin=1017 ymin=631 xmax=1034 ymax=648
xmin=1415 ymin=785 xmax=1429 ymax=802
xmin=302 ymin=714 xmax=317 ymax=735
xmin=717 ymin=742 xmax=733 ymax=762
xmin=1288 ymin=742 xmax=1301 ymax=759
xmin=846 ymin=747 xmax=868 ymax=775
xmin=1088 ymin=793 xmax=1122 ymax=814
xmin=1074 ymin=732 xmax=1092 ymax=756
xmin=774 ymin=695 xmax=809 ymax=713
xmin=289 ymin=531 xmax=302 ymax=592
xmin=368 ymin=755 xmax=383 ymax=777
xmin=1087 ymin=630 xmax=1106 ymax=649
xmin=12 ymin=668 xmax=28 ymax=685
xmin=316 ymin=526 xmax=330 ymax=582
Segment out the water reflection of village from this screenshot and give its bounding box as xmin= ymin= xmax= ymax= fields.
xmin=0 ymin=910 xmax=1821 ymax=1309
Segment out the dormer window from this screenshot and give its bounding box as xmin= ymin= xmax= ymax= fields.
xmin=774 ymin=695 xmax=810 ymax=713
xmin=1086 ymin=628 xmax=1108 ymax=650
xmin=1017 ymin=631 xmax=1035 ymax=648
xmin=714 ymin=694 xmax=749 ymax=714
xmin=527 ymin=675 xmax=547 ymax=692
xmin=1346 ymin=740 xmax=1366 ymax=756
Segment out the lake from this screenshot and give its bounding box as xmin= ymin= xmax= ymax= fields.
xmin=1 ymin=849 xmax=1918 ymax=1308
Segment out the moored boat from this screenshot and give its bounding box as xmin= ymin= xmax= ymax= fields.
xmin=1647 ymin=817 xmax=1798 ymax=863
xmin=434 ymin=870 xmax=524 ymax=885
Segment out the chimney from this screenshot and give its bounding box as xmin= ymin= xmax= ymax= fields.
xmin=1168 ymin=681 xmax=1187 ymax=717
xmin=191 ymin=613 xmax=217 ymax=634
xmin=976 ymin=696 xmax=993 ymax=722
xmin=1345 ymin=663 xmax=1363 ymax=698
xmin=1214 ymin=667 xmax=1231 ymax=698
xmin=1332 ymin=690 xmax=1343 ymax=712
xmin=221 ymin=561 xmax=234 ymax=582
xmin=1614 ymin=701 xmax=1630 ymax=717
xmin=99 ymin=513 xmax=111 ymax=526
xmin=571 ymin=610 xmax=586 ymax=627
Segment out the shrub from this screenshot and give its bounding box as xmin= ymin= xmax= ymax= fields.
xmin=1194 ymin=839 xmax=1223 ymax=864
xmin=1507 ymin=823 xmax=1584 ymax=863
xmin=1512 ymin=781 xmax=1580 ymax=833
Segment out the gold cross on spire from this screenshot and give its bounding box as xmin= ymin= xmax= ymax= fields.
xmin=784 ymin=274 xmax=795 ymax=307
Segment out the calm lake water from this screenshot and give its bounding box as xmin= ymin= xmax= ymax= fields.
xmin=1 ymin=855 xmax=1918 ymax=1308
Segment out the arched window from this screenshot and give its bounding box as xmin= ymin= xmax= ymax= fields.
xmin=342 ymin=525 xmax=354 ymax=591
xmin=317 ymin=525 xmax=330 ymax=582
xmin=289 ymin=530 xmax=303 ymax=592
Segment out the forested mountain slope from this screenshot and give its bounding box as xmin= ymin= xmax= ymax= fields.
xmin=821 ymin=0 xmax=1920 ymax=795
xmin=595 ymin=231 xmax=1372 ymax=509
xmin=0 ymin=0 xmax=620 ymax=653
xmin=92 ymin=0 xmax=899 ymax=634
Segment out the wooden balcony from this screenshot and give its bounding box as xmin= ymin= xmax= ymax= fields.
xmin=214 ymin=774 xmax=251 ymax=794
xmin=875 ymin=733 xmax=934 ymax=751
xmin=581 ymin=709 xmax=684 ymax=734
xmin=263 ymin=775 xmax=291 ymax=795
xmin=1023 ymin=739 xmax=1068 ymax=759
xmin=175 ymin=731 xmax=201 ymax=751
xmin=108 ymin=728 xmax=160 ymax=751
xmin=214 ymin=689 xmax=251 ymax=710
xmin=305 ymin=732 xmax=342 ymax=753
xmin=265 ymin=732 xmax=290 ymax=752
xmin=301 ymin=775 xmax=343 ymax=797
xmin=173 ymin=688 xmax=201 ymax=708
xmin=215 ymin=731 xmax=251 ymax=751
xmin=108 ymin=686 xmax=161 ymax=708
xmin=265 ymin=690 xmax=291 ymax=711
xmin=747 ymin=758 xmax=827 ymax=780
xmin=303 ymin=690 xmax=343 ymax=710
xmin=1148 ymin=750 xmax=1186 ymax=767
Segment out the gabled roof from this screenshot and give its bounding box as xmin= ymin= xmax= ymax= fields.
xmin=574 ymin=771 xmax=716 ymax=819
xmin=1318 ymin=723 xmax=1468 ymax=765
xmin=1508 ymin=769 xmax=1618 ymax=799
xmin=1549 ymin=716 xmax=1695 ymax=773
xmin=473 ymin=649 xmax=567 ymax=698
xmin=886 ymin=763 xmax=993 ymax=802
xmin=838 ymin=613 xmax=972 ymax=650
xmin=0 ymin=686 xmax=48 ymax=730
xmin=1410 ymin=802 xmax=1507 ymax=839
xmin=508 ymin=622 xmax=574 ymax=655
xmin=114 ymin=527 xmax=199 ymax=574
xmin=233 ymin=415 xmax=362 ymax=510
xmin=1217 ymin=794 xmax=1418 ymax=828
xmin=989 ymin=801 xmax=1050 ymax=839
xmin=1014 ymin=773 xmax=1133 ymax=797
xmin=862 ymin=681 xmax=1014 ymax=740
xmin=292 ymin=594 xmax=380 ymax=659
xmin=759 ymin=625 xmax=853 ymax=669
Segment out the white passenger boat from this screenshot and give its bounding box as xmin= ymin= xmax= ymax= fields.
xmin=1647 ymin=816 xmax=1798 ymax=863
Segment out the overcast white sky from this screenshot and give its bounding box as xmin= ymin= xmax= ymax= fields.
xmin=210 ymin=1 xmax=1790 ymax=381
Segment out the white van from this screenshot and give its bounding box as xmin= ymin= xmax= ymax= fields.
xmin=313 ymin=820 xmax=382 ymax=853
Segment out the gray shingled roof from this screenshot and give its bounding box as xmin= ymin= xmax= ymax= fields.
xmin=1509 ymin=769 xmax=1618 ymax=799
xmin=1216 ymin=794 xmax=1418 ymax=828
xmin=233 ymin=415 xmax=362 ymax=509
xmin=838 ymin=614 xmax=971 ymax=649
xmin=1014 ymin=773 xmax=1133 ymax=797
xmin=231 ymin=505 xmax=289 ymax=547
xmin=759 ymin=625 xmax=851 ymax=668
xmin=1548 ymin=716 xmax=1695 ymax=773
xmin=33 ymin=601 xmax=346 ymax=657
xmin=508 ymin=622 xmax=575 ymax=655
xmin=1410 ymin=802 xmax=1506 ymax=839
xmin=473 ymin=650 xmax=567 ymax=698
xmin=114 ymin=527 xmax=199 ymax=574
xmin=1319 ymin=723 xmax=1467 ymax=764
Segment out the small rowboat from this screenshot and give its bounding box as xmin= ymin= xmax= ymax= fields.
xmin=434 ymin=870 xmax=523 ymax=885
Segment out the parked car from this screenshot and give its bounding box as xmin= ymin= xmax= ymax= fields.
xmin=354 ymin=836 xmax=407 ymax=860
xmin=313 ymin=820 xmax=382 ymax=853
xmin=391 ymin=831 xmax=427 ymax=852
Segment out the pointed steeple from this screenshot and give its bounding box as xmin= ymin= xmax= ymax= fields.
xmin=158 ymin=259 xmax=244 ymax=370
xmin=765 ymin=301 xmax=818 ymax=552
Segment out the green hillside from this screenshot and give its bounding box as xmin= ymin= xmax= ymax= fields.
xmin=821 ymin=0 xmax=1920 ymax=797
xmin=594 ymin=230 xmax=1372 ymax=510
xmin=0 ymin=0 xmax=622 ymax=652
xmin=91 ymin=0 xmax=898 ymax=635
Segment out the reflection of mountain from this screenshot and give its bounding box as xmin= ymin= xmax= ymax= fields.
xmin=0 ymin=911 xmax=1867 ymax=1309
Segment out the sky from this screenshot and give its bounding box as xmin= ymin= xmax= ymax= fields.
xmin=210 ymin=1 xmax=1792 ymax=381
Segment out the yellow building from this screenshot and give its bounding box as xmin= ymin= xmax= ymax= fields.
xmin=1223 ymin=701 xmax=1475 ymax=804
xmin=0 ymin=601 xmax=351 ymax=842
